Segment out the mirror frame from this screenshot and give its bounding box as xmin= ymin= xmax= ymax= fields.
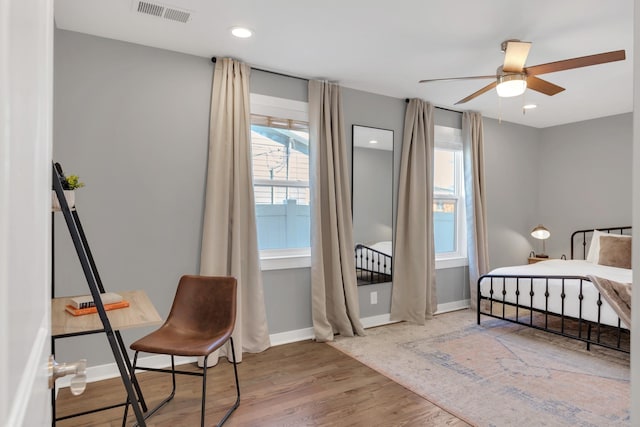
xmin=351 ymin=125 xmax=394 ymax=286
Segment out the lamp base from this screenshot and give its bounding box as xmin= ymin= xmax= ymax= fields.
xmin=534 ymin=253 xmax=549 ymax=258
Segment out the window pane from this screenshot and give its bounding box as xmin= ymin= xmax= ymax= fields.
xmin=251 ymin=126 xmax=309 ymax=185
xmin=251 ymin=123 xmax=310 ymax=250
xmin=255 ymin=187 xmax=310 ymax=249
xmin=434 ymin=200 xmax=456 ymax=253
xmin=434 ymin=149 xmax=456 ymax=195
xmin=254 ymin=186 xmax=309 ymax=206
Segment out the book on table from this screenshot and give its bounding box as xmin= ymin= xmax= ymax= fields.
xmin=69 ymin=292 xmax=123 ymax=309
xmin=65 ymin=300 xmax=130 ymax=316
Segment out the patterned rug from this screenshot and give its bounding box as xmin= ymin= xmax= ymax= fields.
xmin=328 ymin=309 xmax=630 ymax=427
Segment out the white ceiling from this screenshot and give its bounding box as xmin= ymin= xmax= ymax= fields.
xmin=54 ymin=0 xmax=634 ymax=128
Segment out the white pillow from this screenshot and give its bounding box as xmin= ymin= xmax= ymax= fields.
xmin=586 ymin=230 xmax=631 ymax=264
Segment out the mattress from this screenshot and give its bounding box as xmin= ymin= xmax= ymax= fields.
xmin=479 ymin=259 xmax=632 ymax=328
xmin=369 ymin=241 xmax=392 ymax=256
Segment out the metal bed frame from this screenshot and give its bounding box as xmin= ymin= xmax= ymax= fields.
xmin=355 ymin=243 xmax=392 ymax=285
xmin=477 ymin=226 xmax=632 ymax=353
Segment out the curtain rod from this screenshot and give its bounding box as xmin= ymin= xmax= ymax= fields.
xmin=210 ymin=58 xmax=462 ymax=112
xmin=211 ymin=57 xmax=309 ymax=82
xmin=404 ymin=98 xmax=463 ymax=115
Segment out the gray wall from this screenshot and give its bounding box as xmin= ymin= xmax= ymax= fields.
xmin=537 ymin=114 xmax=633 ymax=258
xmin=53 ymin=30 xmax=212 ymax=365
xmin=54 ymin=29 xmax=632 ymax=369
xmin=482 ymin=113 xmax=632 ymax=267
xmin=53 ymin=30 xmax=472 ymax=368
xmin=483 ymin=119 xmax=541 ymax=268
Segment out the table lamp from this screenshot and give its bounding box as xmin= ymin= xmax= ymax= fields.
xmin=531 ymin=224 xmax=550 ymax=258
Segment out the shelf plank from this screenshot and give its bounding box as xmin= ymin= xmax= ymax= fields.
xmin=52 ymin=290 xmax=162 ymax=337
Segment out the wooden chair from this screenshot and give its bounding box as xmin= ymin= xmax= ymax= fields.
xmin=124 ymin=275 xmax=240 ymax=426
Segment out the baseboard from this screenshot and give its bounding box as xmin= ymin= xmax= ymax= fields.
xmin=361 ymin=313 xmax=398 ymax=329
xmin=361 ymin=300 xmax=471 ymax=327
xmin=269 ymin=327 xmax=315 ymax=346
xmin=56 ymin=299 xmax=470 ymax=388
xmin=435 ymin=299 xmax=471 ymax=314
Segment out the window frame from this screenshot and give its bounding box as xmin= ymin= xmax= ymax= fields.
xmin=434 ymin=127 xmax=467 ymax=269
xmin=250 ymin=94 xmax=311 ymax=270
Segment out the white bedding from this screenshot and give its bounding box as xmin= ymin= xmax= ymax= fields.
xmin=369 ymin=241 xmax=392 ymax=256
xmin=355 ymin=241 xmax=392 ymax=275
xmin=479 ymin=259 xmax=632 ymax=328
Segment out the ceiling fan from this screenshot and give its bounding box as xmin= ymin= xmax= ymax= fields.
xmin=419 ymin=40 xmax=626 ymax=105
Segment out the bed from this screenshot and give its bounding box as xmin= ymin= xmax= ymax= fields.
xmin=477 ymin=226 xmax=632 ymax=353
xmin=355 ymin=241 xmax=392 ymax=285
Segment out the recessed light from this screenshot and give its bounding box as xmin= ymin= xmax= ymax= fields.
xmin=231 ymin=27 xmax=253 ymax=38
xmin=523 ymin=104 xmax=537 ymax=110
xmin=369 ymin=140 xmax=378 ymax=144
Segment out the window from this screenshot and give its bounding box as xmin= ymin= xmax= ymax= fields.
xmin=250 ymin=94 xmax=310 ymax=270
xmin=434 ymin=126 xmax=466 ymax=267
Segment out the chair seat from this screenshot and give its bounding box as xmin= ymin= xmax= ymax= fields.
xmin=130 ymin=324 xmax=232 ymax=357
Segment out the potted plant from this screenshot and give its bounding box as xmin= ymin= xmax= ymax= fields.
xmin=52 ymin=174 xmax=85 ymax=211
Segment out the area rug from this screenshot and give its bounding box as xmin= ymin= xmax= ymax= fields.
xmin=328 ymin=309 xmax=630 ymax=427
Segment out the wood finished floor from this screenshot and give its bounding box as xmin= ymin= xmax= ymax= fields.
xmin=55 ymin=340 xmax=470 ymax=426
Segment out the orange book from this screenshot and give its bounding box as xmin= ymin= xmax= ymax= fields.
xmin=65 ymin=300 xmax=130 ymax=316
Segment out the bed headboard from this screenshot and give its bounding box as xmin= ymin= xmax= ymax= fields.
xmin=570 ymin=226 xmax=632 ymax=260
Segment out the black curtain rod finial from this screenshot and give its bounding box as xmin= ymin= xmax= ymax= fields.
xmin=211 ymin=57 xmax=217 ymax=63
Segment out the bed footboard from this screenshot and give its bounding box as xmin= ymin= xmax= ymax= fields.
xmin=355 ymin=243 xmax=392 ymax=285
xmin=477 ymin=274 xmax=630 ymax=353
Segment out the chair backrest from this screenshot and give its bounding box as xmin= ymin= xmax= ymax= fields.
xmin=164 ymin=275 xmax=237 ymax=339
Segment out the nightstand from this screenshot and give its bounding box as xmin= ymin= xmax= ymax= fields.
xmin=528 ymin=256 xmax=551 ymax=264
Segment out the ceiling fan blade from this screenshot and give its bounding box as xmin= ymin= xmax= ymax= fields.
xmin=526 ymin=76 xmax=565 ymax=96
xmin=503 ymin=41 xmax=532 ymax=73
xmin=454 ymin=81 xmax=497 ymax=105
xmin=419 ymin=75 xmax=495 ymax=83
xmin=525 ymin=50 xmax=626 ymax=76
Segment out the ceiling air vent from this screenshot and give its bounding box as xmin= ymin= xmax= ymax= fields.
xmin=134 ymin=1 xmax=191 ymax=23
xmin=163 ymin=7 xmax=190 ymax=23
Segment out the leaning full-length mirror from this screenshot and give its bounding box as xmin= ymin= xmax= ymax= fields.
xmin=352 ymin=125 xmax=393 ymax=285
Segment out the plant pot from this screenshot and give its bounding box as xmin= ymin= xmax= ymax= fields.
xmin=52 ymin=190 xmax=75 ymax=211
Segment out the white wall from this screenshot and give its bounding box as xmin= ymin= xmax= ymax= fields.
xmin=630 ymin=0 xmax=639 ymax=422
xmin=1 ymin=0 xmax=54 ymax=424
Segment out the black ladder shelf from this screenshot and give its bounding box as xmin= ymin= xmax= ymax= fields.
xmin=51 ymin=162 xmax=147 ymax=426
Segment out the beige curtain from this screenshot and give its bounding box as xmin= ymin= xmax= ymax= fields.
xmin=390 ymin=99 xmax=437 ymax=324
xmin=200 ymin=58 xmax=270 ymax=364
xmin=463 ymin=111 xmax=490 ymax=309
xmin=308 ymin=80 xmax=365 ymax=342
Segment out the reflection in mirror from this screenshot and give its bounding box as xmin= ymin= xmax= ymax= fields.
xmin=352 ymin=125 xmax=393 ymax=285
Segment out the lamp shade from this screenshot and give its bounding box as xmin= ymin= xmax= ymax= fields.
xmin=531 ymin=224 xmax=550 ymax=240
xmin=496 ymin=74 xmax=527 ymax=97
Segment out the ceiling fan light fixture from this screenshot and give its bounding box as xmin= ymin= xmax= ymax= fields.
xmin=496 ymin=74 xmax=527 ymax=98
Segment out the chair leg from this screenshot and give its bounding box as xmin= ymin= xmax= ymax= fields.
xmin=216 ymin=337 xmax=241 ymax=427
xmin=124 ymin=353 xmax=177 ymax=427
xmin=125 ymin=343 xmax=240 ymax=427
xmin=140 ymin=356 xmax=177 ymax=423
xmin=201 ymin=356 xmax=208 ymax=427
